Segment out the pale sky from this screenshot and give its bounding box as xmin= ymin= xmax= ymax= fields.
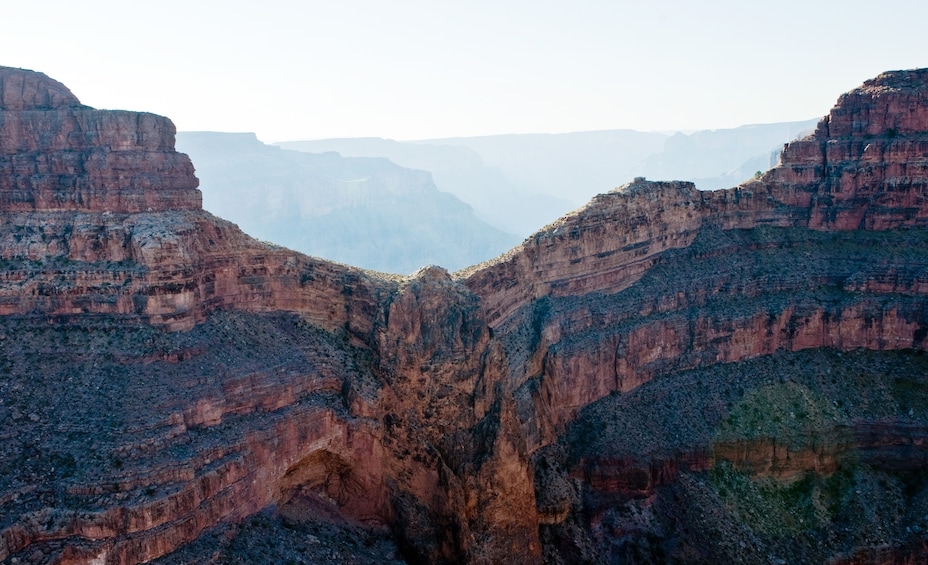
xmin=3 ymin=1 xmax=926 ymax=143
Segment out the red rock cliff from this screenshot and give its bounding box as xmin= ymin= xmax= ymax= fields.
xmin=1 ymin=67 xmax=928 ymax=565
xmin=0 ymin=66 xmax=539 ymax=565
xmin=464 ymin=69 xmax=928 ymax=440
xmin=461 ymin=70 xmax=928 ymax=563
xmin=0 ymin=66 xmax=394 ymax=335
xmin=0 ymin=67 xmax=201 ymax=214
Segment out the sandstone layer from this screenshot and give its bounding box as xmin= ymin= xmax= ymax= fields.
xmin=0 ymin=69 xmax=199 ymax=214
xmin=0 ymin=66 xmax=539 ymax=565
xmin=0 ymin=66 xmax=927 ymax=564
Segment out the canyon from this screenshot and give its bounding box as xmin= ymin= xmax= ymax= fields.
xmin=175 ymin=132 xmax=519 ymax=274
xmin=0 ymin=65 xmax=927 ymax=564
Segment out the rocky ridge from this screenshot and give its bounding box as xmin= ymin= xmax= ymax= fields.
xmin=0 ymin=66 xmax=926 ymax=564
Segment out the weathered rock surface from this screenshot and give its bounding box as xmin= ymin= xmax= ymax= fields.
xmin=464 ymin=68 xmax=928 ymax=563
xmin=0 ymin=68 xmax=200 ymax=214
xmin=0 ymin=66 xmax=536 ymax=565
xmin=1 ymin=66 xmax=928 ymax=564
xmin=0 ymin=69 xmax=81 ymax=112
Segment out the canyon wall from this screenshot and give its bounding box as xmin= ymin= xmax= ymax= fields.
xmin=0 ymin=68 xmax=199 ymax=214
xmin=0 ymin=66 xmax=537 ymax=565
xmin=0 ymin=66 xmax=927 ymax=564
xmin=0 ymin=70 xmax=396 ymax=335
xmin=464 ymin=69 xmax=928 ymax=441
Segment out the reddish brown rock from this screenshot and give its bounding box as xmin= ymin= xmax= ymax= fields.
xmin=2 ymin=67 xmax=928 ymax=565
xmin=762 ymin=70 xmax=928 ymax=231
xmin=0 ymin=66 xmax=200 ymax=214
xmin=373 ymin=266 xmax=541 ymax=563
xmin=462 ymin=180 xmax=704 ymax=327
xmin=0 ymin=67 xmax=81 ymax=111
xmin=464 ymin=70 xmax=928 ymax=447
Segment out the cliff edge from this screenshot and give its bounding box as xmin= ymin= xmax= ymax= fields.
xmin=0 ymin=67 xmax=927 ymax=564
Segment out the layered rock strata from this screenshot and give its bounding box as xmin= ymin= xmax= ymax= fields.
xmin=0 ymin=72 xmax=393 ymax=333
xmin=461 ymin=69 xmax=928 ymax=563
xmin=0 ymin=65 xmax=927 ymax=564
xmin=0 ymin=70 xmax=199 ymax=214
xmin=0 ymin=66 xmax=538 ymax=565
xmin=465 ymin=69 xmax=928 ymax=443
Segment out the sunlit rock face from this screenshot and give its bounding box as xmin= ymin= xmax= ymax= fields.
xmin=463 ymin=69 xmax=928 ymax=563
xmin=763 ymin=69 xmax=928 ymax=231
xmin=0 ymin=66 xmax=393 ymax=333
xmin=0 ymin=66 xmax=539 ymax=565
xmin=0 ymin=67 xmax=200 ymax=213
xmin=1 ymin=66 xmax=928 ymax=564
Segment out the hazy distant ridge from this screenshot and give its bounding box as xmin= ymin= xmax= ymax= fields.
xmin=177 ymin=132 xmax=519 ymax=274
xmin=279 ymin=119 xmax=819 ymax=237
xmin=276 ymin=137 xmax=573 ymax=237
xmin=177 ymin=119 xmax=819 ymax=275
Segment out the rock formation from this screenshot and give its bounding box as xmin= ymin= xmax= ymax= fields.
xmin=0 ymin=65 xmax=927 ymax=564
xmin=0 ymin=69 xmax=199 ymax=214
xmin=0 ymin=66 xmax=536 ymax=565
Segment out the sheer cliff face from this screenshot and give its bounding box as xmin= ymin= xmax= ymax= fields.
xmin=0 ymin=65 xmax=927 ymax=565
xmin=464 ymin=70 xmax=928 ymax=442
xmin=0 ymin=66 xmax=538 ymax=565
xmin=766 ymin=69 xmax=928 ymax=230
xmin=0 ymin=67 xmax=393 ymax=334
xmin=463 ymin=69 xmax=928 ymax=563
xmin=0 ymin=69 xmax=200 ymax=214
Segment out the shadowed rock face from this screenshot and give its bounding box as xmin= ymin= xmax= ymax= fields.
xmin=0 ymin=66 xmax=928 ymax=564
xmin=0 ymin=66 xmax=539 ymax=565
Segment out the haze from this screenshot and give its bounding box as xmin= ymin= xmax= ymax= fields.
xmin=4 ymin=0 xmax=926 ymax=143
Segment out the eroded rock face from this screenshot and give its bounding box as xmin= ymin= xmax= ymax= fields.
xmin=0 ymin=68 xmax=82 ymax=111
xmin=763 ymin=70 xmax=928 ymax=230
xmin=461 ymin=68 xmax=928 ymax=563
xmin=465 ymin=69 xmax=928 ymax=447
xmin=374 ymin=266 xmax=541 ymax=563
xmin=0 ymin=68 xmax=397 ymax=334
xmin=1 ymin=67 xmax=928 ymax=564
xmin=0 ymin=67 xmax=200 ymax=214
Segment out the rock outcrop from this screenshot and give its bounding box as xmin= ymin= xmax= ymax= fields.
xmin=0 ymin=68 xmax=199 ymax=214
xmin=0 ymin=65 xmax=927 ymax=564
xmin=0 ymin=69 xmax=395 ymax=334
xmin=464 ymin=69 xmax=928 ymax=443
xmin=462 ymin=69 xmax=928 ymax=563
